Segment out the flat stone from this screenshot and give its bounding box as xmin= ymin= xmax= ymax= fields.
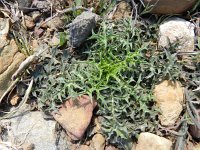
xmin=154 ymin=80 xmax=184 ymax=126
xmin=53 ymin=95 xmax=97 ymax=140
xmin=8 ymin=111 xmax=57 ymax=150
xmin=136 ymin=132 xmax=172 ymax=150
xmin=158 ymin=18 xmax=195 ymax=52
xmin=143 ymin=0 xmax=197 ymax=14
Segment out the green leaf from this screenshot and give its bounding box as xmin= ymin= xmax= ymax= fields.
xmin=59 ymin=32 xmax=67 ymax=46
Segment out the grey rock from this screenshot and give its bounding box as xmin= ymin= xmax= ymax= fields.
xmin=17 ymin=0 xmax=33 ymax=13
xmin=17 ymin=0 xmax=32 ymax=8
xmin=9 ymin=111 xmax=57 ymax=150
xmin=69 ymin=11 xmax=99 ymax=48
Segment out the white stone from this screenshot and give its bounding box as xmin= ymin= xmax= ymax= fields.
xmin=9 ymin=111 xmax=57 ymax=150
xmin=159 ymin=18 xmax=195 ymax=52
xmin=136 ymin=132 xmax=172 ymax=150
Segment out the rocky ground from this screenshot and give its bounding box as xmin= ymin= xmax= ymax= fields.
xmin=0 ymin=0 xmax=200 ymax=150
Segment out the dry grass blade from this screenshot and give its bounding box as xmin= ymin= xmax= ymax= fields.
xmin=0 ymin=78 xmax=19 ymax=104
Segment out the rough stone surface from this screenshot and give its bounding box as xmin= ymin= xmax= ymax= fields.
xmin=0 ymin=18 xmax=25 ymax=97
xmin=109 ymin=1 xmax=131 ymax=20
xmin=143 ymin=0 xmax=197 ymax=14
xmin=69 ymin=11 xmax=99 ymax=47
xmin=46 ymin=16 xmax=64 ymax=30
xmin=154 ymin=80 xmax=184 ymax=126
xmin=53 ymin=95 xmax=97 ymax=140
xmin=158 ymin=18 xmax=195 ymax=52
xmin=136 ymin=132 xmax=172 ymax=150
xmin=92 ymin=133 xmax=106 ymax=150
xmin=24 ymin=15 xmax=35 ymax=29
xmin=78 ymin=145 xmax=91 ymax=150
xmin=131 ymin=143 xmax=136 ymax=150
xmin=32 ymin=0 xmax=66 ymax=12
xmin=105 ymin=145 xmax=119 ymax=150
xmin=0 ymin=39 xmax=25 ymax=98
xmin=8 ymin=111 xmax=57 ymax=150
xmin=17 ymin=0 xmax=32 ymax=8
xmin=0 ymin=18 xmax=10 ymax=48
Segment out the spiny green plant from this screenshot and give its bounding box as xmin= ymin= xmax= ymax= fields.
xmin=32 ymin=19 xmax=183 ymax=149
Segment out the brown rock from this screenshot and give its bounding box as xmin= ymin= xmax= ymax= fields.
xmin=105 ymin=145 xmax=119 ymax=150
xmin=34 ymin=27 xmax=44 ymax=37
xmin=46 ymin=16 xmax=64 ymax=30
xmin=10 ymin=94 xmax=20 ymax=106
xmin=143 ymin=0 xmax=197 ymax=14
xmin=79 ymin=145 xmax=91 ymax=150
xmin=24 ymin=15 xmax=35 ymax=29
xmin=21 ymin=143 xmax=35 ymax=150
xmin=136 ymin=132 xmax=172 ymax=150
xmin=0 ymin=40 xmax=25 ymax=98
xmin=109 ymin=1 xmax=131 ymax=20
xmin=154 ymin=80 xmax=184 ymax=126
xmin=131 ymin=143 xmax=136 ymax=150
xmin=193 ymin=143 xmax=200 ymax=150
xmin=53 ymin=95 xmax=97 ymax=140
xmin=92 ymin=133 xmax=106 ymax=150
xmin=30 ymin=39 xmax=39 ymax=52
xmin=186 ymin=141 xmax=195 ymax=150
xmin=91 ymin=117 xmax=102 ymax=135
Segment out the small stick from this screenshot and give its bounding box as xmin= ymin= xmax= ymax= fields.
xmin=11 ymin=46 xmax=49 ymax=80
xmin=0 ymin=78 xmax=19 ymax=103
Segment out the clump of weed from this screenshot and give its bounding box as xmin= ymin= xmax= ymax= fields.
xmin=32 ymin=19 xmax=183 ymax=148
